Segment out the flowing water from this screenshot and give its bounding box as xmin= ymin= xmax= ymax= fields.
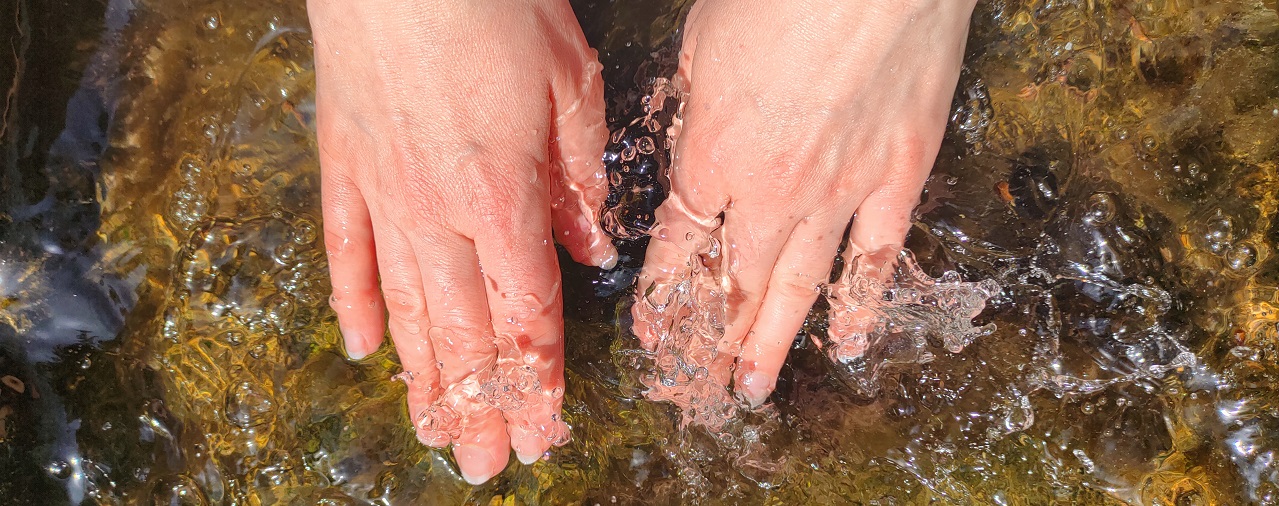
xmin=2 ymin=0 xmax=1278 ymax=504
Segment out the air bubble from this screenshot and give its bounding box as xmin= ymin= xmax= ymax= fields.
xmin=1228 ymin=243 xmax=1257 ymax=270
xmin=637 ymin=137 xmax=656 ymax=154
xmin=1083 ymin=193 xmax=1116 ymax=224
xmin=1204 ymin=212 xmax=1234 ymax=254
xmin=47 ymin=460 xmax=71 ymax=479
xmin=291 ymin=220 xmax=318 ymax=245
xmin=225 ymin=381 xmax=275 ymax=428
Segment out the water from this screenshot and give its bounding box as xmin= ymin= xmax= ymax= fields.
xmin=2 ymin=0 xmax=1278 ymax=503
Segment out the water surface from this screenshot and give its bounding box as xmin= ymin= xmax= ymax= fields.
xmin=2 ymin=0 xmax=1279 ymax=504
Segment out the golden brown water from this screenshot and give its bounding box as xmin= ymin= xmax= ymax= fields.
xmin=2 ymin=0 xmax=1278 ymax=504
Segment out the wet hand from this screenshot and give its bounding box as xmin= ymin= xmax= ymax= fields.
xmin=308 ymin=0 xmax=614 ymax=484
xmin=634 ymin=0 xmax=976 ymax=409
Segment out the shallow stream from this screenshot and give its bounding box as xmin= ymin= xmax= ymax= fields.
xmin=2 ymin=0 xmax=1278 ymax=504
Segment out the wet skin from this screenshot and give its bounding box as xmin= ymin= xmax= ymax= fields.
xmin=635 ymin=0 xmax=978 ymax=407
xmin=309 ymin=0 xmax=975 ymax=484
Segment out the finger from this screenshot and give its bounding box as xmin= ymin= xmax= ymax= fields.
xmin=412 ymin=233 xmax=509 ymax=484
xmin=365 ymin=220 xmax=446 ymax=438
xmin=389 ymin=317 xmax=445 ymax=446
xmin=631 ymin=191 xmax=723 ymax=352
xmin=680 ymin=0 xmax=711 ymax=79
xmin=734 ymin=214 xmax=847 ymax=406
xmin=473 ymin=196 xmax=568 ymax=465
xmin=321 ymin=153 xmax=385 ymax=360
xmin=705 ymin=206 xmax=795 ymax=385
xmin=549 ymin=49 xmax=616 ymax=269
xmin=630 ymin=32 xmax=729 ymax=345
xmin=846 ymin=181 xmax=921 ymax=257
xmin=663 ymin=0 xmax=701 ymax=146
xmin=630 ymin=26 xmax=729 ymax=383
xmin=416 ymin=234 xmax=498 ymax=386
xmin=451 ymin=402 xmax=512 ymax=485
xmin=827 ymin=177 xmax=928 ymax=361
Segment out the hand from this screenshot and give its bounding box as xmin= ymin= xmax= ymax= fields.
xmin=633 ymin=0 xmax=976 ymax=413
xmin=309 ymin=0 xmax=614 ymax=484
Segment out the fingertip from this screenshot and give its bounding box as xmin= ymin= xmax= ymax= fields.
xmin=514 ymin=444 xmax=547 ymax=466
xmin=555 ymin=209 xmax=617 ymax=270
xmin=454 ymin=444 xmax=508 ymax=485
xmin=516 ymin=450 xmax=544 ymax=466
xmin=734 ymin=366 xmax=776 ymax=408
xmin=509 ymin=424 xmax=554 ymax=465
xmin=595 ymin=243 xmax=618 ymax=270
xmin=344 ymin=344 xmax=368 ymax=361
xmin=416 ymin=428 xmax=451 ymax=448
xmin=340 ymin=325 xmax=379 ymax=360
xmin=629 ymin=292 xmax=660 ymax=352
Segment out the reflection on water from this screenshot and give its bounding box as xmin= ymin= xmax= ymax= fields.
xmin=2 ymin=0 xmax=1278 ymax=503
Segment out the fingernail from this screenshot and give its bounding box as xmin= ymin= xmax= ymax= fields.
xmin=416 ymin=429 xmax=450 ymax=448
xmin=516 ymin=447 xmax=545 ymax=465
xmin=738 ymin=374 xmax=771 ymax=408
xmin=596 ymin=248 xmax=618 ymax=270
xmin=453 ymin=445 xmax=500 ymax=485
xmin=341 ymin=327 xmax=368 ymax=360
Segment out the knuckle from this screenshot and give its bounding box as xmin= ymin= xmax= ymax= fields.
xmin=429 ymin=325 xmax=496 ymax=357
xmin=329 ymin=290 xmax=381 ymax=316
xmin=773 ymin=275 xmax=824 ymax=301
xmin=323 ymin=227 xmax=353 ymax=258
xmin=381 ymin=286 xmax=428 ymax=322
xmin=890 ymin=129 xmax=932 ymax=168
xmin=474 ymin=201 xmax=517 ymax=229
xmin=429 ymin=305 xmax=485 ymax=333
xmin=402 ymin=176 xmax=452 ymax=228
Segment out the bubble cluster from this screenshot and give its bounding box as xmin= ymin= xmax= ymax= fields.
xmin=485 ymin=333 xmax=571 ymax=446
xmin=396 ymin=330 xmax=571 ymax=449
xmin=600 ymin=77 xmax=683 ymax=240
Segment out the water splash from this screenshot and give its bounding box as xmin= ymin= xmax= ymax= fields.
xmin=633 ymin=253 xmax=739 ymax=430
xmin=395 ymin=331 xmax=572 ymax=448
xmin=485 ymin=333 xmax=571 ymax=446
xmin=824 ymin=249 xmax=1001 ymax=363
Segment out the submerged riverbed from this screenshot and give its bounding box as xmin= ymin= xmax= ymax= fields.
xmin=2 ymin=0 xmax=1278 ymax=503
